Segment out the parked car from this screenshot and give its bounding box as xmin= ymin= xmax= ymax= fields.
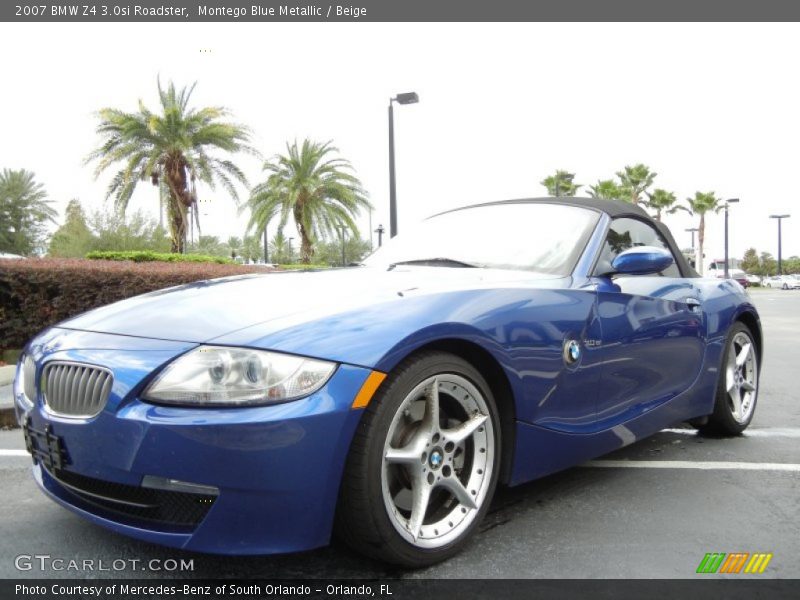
xmin=14 ymin=198 xmax=762 ymax=567
xmin=763 ymin=275 xmax=800 ymax=290
xmin=728 ymin=268 xmax=749 ymax=288
xmin=707 ymin=262 xmax=748 ymax=287
xmin=0 ymin=252 xmax=24 ymax=259
xmin=745 ymin=274 xmax=762 ymax=286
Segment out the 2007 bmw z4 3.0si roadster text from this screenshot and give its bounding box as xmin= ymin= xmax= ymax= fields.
xmin=14 ymin=198 xmax=762 ymax=567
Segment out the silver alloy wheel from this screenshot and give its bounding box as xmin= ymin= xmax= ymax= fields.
xmin=725 ymin=331 xmax=758 ymax=423
xmin=380 ymin=373 xmax=494 ymax=549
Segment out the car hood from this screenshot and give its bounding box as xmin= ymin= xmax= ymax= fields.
xmin=59 ymin=266 xmax=569 ymax=344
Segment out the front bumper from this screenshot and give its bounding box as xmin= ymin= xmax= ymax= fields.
xmin=15 ymin=327 xmax=373 ymax=555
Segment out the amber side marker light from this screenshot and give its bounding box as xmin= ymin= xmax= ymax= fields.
xmin=351 ymin=371 xmax=387 ymax=409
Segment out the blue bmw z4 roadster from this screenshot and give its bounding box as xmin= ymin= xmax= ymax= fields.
xmin=14 ymin=198 xmax=762 ymax=566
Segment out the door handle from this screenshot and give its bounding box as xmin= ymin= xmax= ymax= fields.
xmin=686 ymin=297 xmax=702 ymax=312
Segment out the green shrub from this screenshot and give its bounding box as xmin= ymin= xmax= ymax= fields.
xmin=0 ymin=258 xmax=271 ymax=350
xmin=278 ymin=264 xmax=331 ymax=270
xmin=86 ymin=250 xmax=233 ymax=264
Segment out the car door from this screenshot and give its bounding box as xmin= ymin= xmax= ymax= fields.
xmin=591 ymin=217 xmax=706 ymax=428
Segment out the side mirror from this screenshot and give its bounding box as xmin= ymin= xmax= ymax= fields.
xmin=611 ymin=246 xmax=674 ymax=275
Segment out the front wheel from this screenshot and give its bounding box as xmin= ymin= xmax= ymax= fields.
xmin=698 ymin=323 xmax=759 ymax=435
xmin=336 ymin=351 xmax=501 ymax=567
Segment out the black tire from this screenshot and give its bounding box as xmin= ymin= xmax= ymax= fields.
xmin=782 ymin=283 xmax=788 ymax=290
xmin=335 ymin=351 xmax=501 ymax=567
xmin=697 ymin=322 xmax=759 ymax=436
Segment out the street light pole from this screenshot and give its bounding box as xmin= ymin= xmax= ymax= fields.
xmin=723 ymin=198 xmax=739 ymax=279
xmin=685 ymin=227 xmax=699 ymax=250
xmin=770 ymin=214 xmax=791 ymax=274
xmin=340 ymin=227 xmax=346 ymax=267
xmin=375 ymin=224 xmax=385 ymax=248
xmin=368 ymin=207 xmax=373 ymax=251
xmin=388 ymin=91 xmax=419 ymax=239
xmin=388 ymin=101 xmax=396 ymax=238
xmin=263 ymin=223 xmax=269 ymax=264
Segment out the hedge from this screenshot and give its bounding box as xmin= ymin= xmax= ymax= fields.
xmin=278 ymin=264 xmax=331 ymax=270
xmin=86 ymin=250 xmax=233 ymax=264
xmin=0 ymin=258 xmax=271 ymax=350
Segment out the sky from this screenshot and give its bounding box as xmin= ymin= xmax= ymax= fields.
xmin=0 ymin=22 xmax=798 ymax=264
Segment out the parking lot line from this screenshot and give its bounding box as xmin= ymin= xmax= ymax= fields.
xmin=0 ymin=450 xmax=28 ymax=457
xmin=586 ymin=460 xmax=800 ymax=471
xmin=661 ymin=427 xmax=800 ymax=438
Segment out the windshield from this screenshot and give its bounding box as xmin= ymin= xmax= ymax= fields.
xmin=365 ymin=202 xmax=600 ymax=275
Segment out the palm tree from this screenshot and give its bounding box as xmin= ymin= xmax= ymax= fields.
xmin=85 ymin=79 xmax=256 ymax=253
xmin=245 ymin=139 xmax=371 ymax=264
xmin=191 ymin=235 xmax=227 ymax=257
xmin=540 ymin=170 xmax=581 ymax=197
xmin=241 ymin=235 xmax=262 ymax=264
xmin=269 ymin=229 xmax=291 ymax=264
xmin=226 ymin=235 xmax=242 ymax=260
xmin=0 ymin=168 xmax=56 ymax=255
xmin=646 ymin=188 xmax=688 ymax=221
xmin=687 ymin=191 xmax=722 ymax=274
xmin=588 ymin=179 xmax=624 ymax=201
xmin=616 ymin=164 xmax=656 ymax=205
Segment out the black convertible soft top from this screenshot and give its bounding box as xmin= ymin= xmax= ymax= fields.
xmin=440 ymin=197 xmax=699 ymax=278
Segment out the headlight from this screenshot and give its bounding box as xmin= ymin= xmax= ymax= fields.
xmin=141 ymin=346 xmax=336 ymax=406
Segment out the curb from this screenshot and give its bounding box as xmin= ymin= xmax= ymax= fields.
xmin=0 ymin=365 xmax=16 ymax=387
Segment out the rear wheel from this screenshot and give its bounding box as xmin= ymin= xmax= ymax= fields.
xmin=782 ymin=283 xmax=788 ymax=290
xmin=336 ymin=351 xmax=500 ymax=567
xmin=698 ymin=323 xmax=759 ymax=435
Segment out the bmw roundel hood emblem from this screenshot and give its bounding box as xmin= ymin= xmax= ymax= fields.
xmin=564 ymin=339 xmax=581 ymax=364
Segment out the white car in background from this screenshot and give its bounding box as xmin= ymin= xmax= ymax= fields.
xmin=763 ymin=275 xmax=800 ymax=290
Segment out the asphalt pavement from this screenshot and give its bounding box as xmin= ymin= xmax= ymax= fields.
xmin=0 ymin=288 xmax=798 ymax=579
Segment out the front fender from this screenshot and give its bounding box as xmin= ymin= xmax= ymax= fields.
xmin=696 ymin=278 xmax=760 ymax=343
xmin=686 ymin=279 xmax=762 ymax=418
